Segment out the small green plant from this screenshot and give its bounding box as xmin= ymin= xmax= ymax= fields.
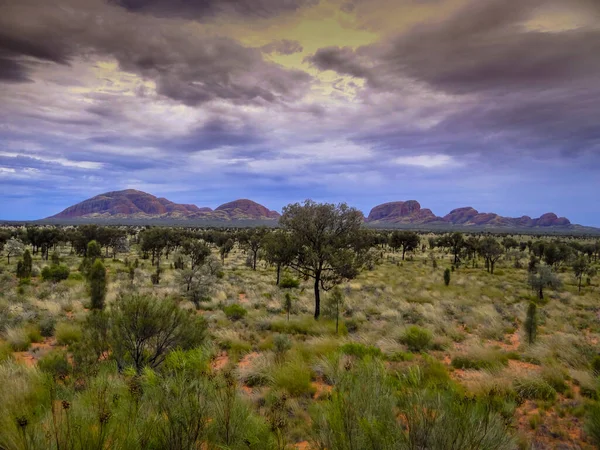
xmin=223 ymin=303 xmax=247 ymax=321
xmin=283 ymin=292 xmax=293 ymax=321
xmin=524 ymin=302 xmax=537 ymax=345
xmin=273 ymin=359 xmax=315 ymax=397
xmin=341 ymin=342 xmax=383 ymax=359
xmin=41 ymin=264 xmax=70 ymax=282
xmin=89 ymin=259 xmax=107 ymax=310
xmin=55 ymin=322 xmax=83 ymax=345
xmin=5 ymin=327 xmax=31 ymax=351
xmin=400 ymin=325 xmax=433 ymax=352
xmin=38 ymin=350 xmax=71 ymax=379
xmin=443 ymin=268 xmax=451 ymax=286
xmin=273 ymin=334 xmax=292 ymax=361
xmin=279 ymin=276 xmax=300 ymax=289
xmin=514 ymin=377 xmax=557 ymax=401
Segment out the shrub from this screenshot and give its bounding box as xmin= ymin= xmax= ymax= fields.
xmin=444 ymin=268 xmax=451 ymax=286
xmin=24 ymin=325 xmax=43 ymax=343
xmin=89 ymin=259 xmax=107 ymax=310
xmin=5 ymin=327 xmax=31 ymax=351
xmin=39 ymin=315 xmax=56 ymax=337
xmin=274 ymin=359 xmax=315 ymax=397
xmin=55 ymin=322 xmax=83 ymax=345
xmin=514 ymin=377 xmax=557 ymax=401
xmin=38 ymin=350 xmax=71 ymax=378
xmin=541 ymin=366 xmax=569 ymax=394
xmin=223 ymin=303 xmax=247 ymax=321
xmin=41 ymin=264 xmax=70 ymax=282
xmin=273 ymin=334 xmax=292 ymax=357
xmin=451 ymin=348 xmax=509 ymax=371
xmin=340 ymin=342 xmax=383 ymax=359
xmin=0 ymin=340 xmax=12 ymax=362
xmin=279 ymin=276 xmax=300 ymax=289
xmin=585 ymin=403 xmax=600 ymax=446
xmin=400 ymin=326 xmax=433 ymax=352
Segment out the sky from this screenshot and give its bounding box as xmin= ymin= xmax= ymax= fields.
xmin=0 ymin=0 xmax=599 ymax=224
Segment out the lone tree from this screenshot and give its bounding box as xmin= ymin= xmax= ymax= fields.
xmin=528 ymin=265 xmax=561 ymax=300
xmin=524 ymin=302 xmax=538 ymax=345
xmin=444 ymin=268 xmax=451 ymax=286
xmin=572 ymin=255 xmax=590 ymax=293
xmin=262 ymin=232 xmax=296 ymax=285
xmin=89 ymin=259 xmax=107 ymax=310
xmin=389 ymin=231 xmax=420 ymax=260
xmin=5 ymin=238 xmax=24 ymax=264
xmin=239 ymin=227 xmax=268 ymax=270
xmin=479 ymin=237 xmax=503 ymax=274
xmin=182 ymin=239 xmax=211 ymax=270
xmin=280 ymin=200 xmax=368 ymax=319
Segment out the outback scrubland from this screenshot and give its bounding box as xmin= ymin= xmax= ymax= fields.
xmin=1 ymin=201 xmax=600 ymax=450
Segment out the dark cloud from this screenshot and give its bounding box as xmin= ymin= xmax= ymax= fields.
xmin=305 ymin=46 xmax=371 ymax=79
xmin=110 ymin=0 xmax=319 ymax=20
xmin=0 ymin=0 xmax=311 ymax=106
xmin=261 ymin=40 xmax=304 ymax=55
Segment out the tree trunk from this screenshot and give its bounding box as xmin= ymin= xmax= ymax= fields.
xmin=539 ymin=287 xmax=543 ymax=300
xmin=402 ymin=247 xmax=406 ymax=261
xmin=276 ymin=264 xmax=281 ymax=285
xmin=578 ymin=276 xmax=582 ymax=293
xmin=314 ymin=273 xmax=321 ymax=320
xmin=252 ymin=252 xmax=257 ymax=270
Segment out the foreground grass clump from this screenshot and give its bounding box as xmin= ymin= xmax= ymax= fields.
xmin=5 ymin=327 xmax=31 ymax=351
xmin=451 ymin=347 xmax=509 ymax=371
xmin=514 ymin=377 xmax=557 ymax=401
xmin=55 ymin=322 xmax=82 ymax=345
xmin=224 ymin=303 xmax=247 ymax=321
xmin=400 ymin=325 xmax=433 ymax=352
xmin=273 ymin=359 xmax=315 ymax=397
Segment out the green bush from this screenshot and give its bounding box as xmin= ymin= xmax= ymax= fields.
xmin=279 ymin=276 xmax=300 ymax=289
xmin=0 ymin=340 xmax=12 ymax=362
xmin=585 ymin=403 xmax=600 ymax=446
xmin=223 ymin=303 xmax=247 ymax=321
xmin=514 ymin=377 xmax=557 ymax=401
xmin=55 ymin=322 xmax=83 ymax=345
xmin=38 ymin=350 xmax=71 ymax=378
xmin=41 ymin=264 xmax=70 ymax=282
xmin=25 ymin=325 xmax=43 ymax=343
xmin=340 ymin=342 xmax=383 ymax=359
xmin=39 ymin=315 xmax=56 ymax=337
xmin=451 ymin=350 xmax=509 ymax=371
xmin=5 ymin=327 xmax=31 ymax=351
xmin=274 ymin=359 xmax=315 ymax=397
xmin=400 ymin=326 xmax=433 ymax=352
xmin=444 ymin=268 xmax=451 ymax=286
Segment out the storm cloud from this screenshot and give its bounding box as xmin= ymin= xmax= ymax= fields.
xmin=0 ymin=0 xmax=599 ymax=224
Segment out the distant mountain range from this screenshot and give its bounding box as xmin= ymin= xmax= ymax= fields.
xmin=365 ymin=200 xmax=572 ymax=228
xmin=49 ymin=190 xmax=280 ymax=221
xmin=47 ymin=190 xmax=587 ymax=230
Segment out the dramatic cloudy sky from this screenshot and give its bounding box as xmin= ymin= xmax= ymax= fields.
xmin=1 ymin=0 xmax=599 ymax=224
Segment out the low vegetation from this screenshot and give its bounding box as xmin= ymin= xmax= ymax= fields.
xmin=0 ymin=211 xmax=599 ymax=449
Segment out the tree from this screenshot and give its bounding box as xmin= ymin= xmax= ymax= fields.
xmin=239 ymin=227 xmax=268 ymax=270
xmin=447 ymin=232 xmax=465 ymax=265
xmin=502 ymin=237 xmax=519 ymax=253
xmin=109 ymin=293 xmax=207 ymax=373
xmin=279 ymin=200 xmax=368 ymax=319
xmin=524 ymin=302 xmax=538 ymax=345
xmin=479 ymin=237 xmax=503 ymax=274
xmin=444 ymin=268 xmax=451 ymax=286
xmin=219 ymin=239 xmax=234 ymax=264
xmin=572 ymin=255 xmax=590 ymax=293
xmin=182 ymin=239 xmax=211 ymax=270
xmin=178 ymin=266 xmax=216 ymax=309
xmin=528 ymin=265 xmax=561 ymax=300
xmin=389 ymin=231 xmax=420 ymax=261
xmin=4 ymin=238 xmax=24 ymax=264
xmin=89 ymin=259 xmax=107 ymax=310
xmin=16 ymin=249 xmax=33 ymax=279
xmin=262 ymin=232 xmax=296 ymax=285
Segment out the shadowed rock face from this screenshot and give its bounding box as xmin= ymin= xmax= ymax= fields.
xmin=366 ymin=200 xmax=440 ymax=224
xmin=215 ymin=199 xmax=281 ymax=219
xmin=50 ymin=190 xmax=279 ymax=220
xmin=367 ymin=201 xmax=571 ymax=228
